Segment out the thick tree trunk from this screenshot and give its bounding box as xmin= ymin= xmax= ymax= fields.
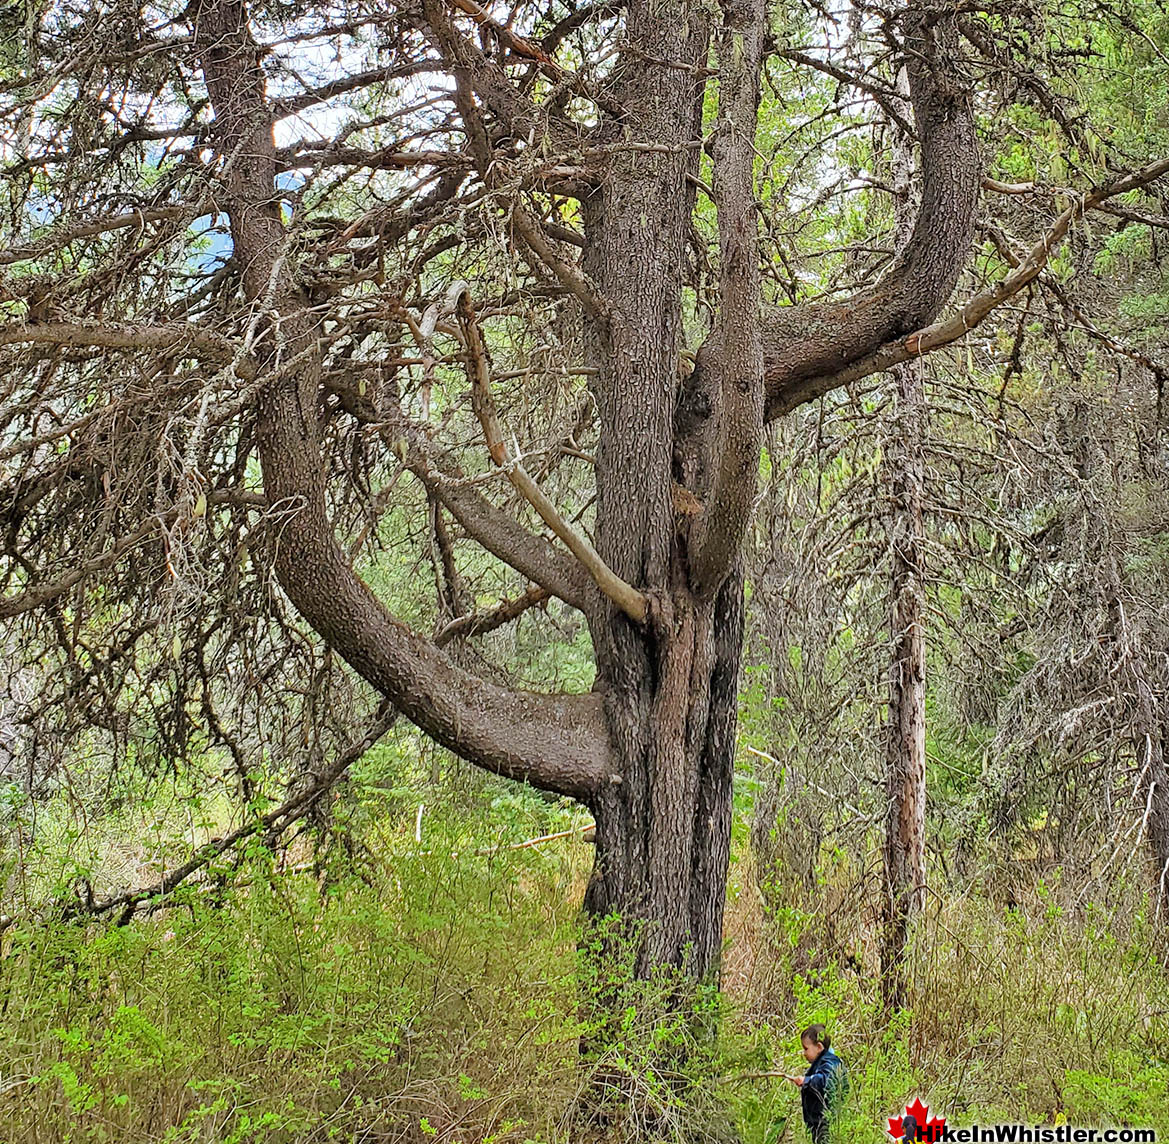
xmin=576 ymin=0 xmax=763 ymax=1007
xmin=881 ymin=360 xmax=928 ymax=1008
xmin=584 ymin=568 xmax=744 ymax=983
xmin=192 ymin=0 xmax=978 ymax=1045
xmin=577 ymin=2 xmax=719 ymax=981
xmin=195 ymin=0 xmax=753 ymax=1010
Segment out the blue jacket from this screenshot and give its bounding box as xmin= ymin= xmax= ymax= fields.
xmin=801 ymin=1047 xmax=847 ymax=1131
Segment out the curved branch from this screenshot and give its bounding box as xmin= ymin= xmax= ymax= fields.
xmin=194 ymin=0 xmax=614 ymax=802
xmin=762 ymin=4 xmax=981 ymax=421
xmin=261 ymin=497 xmax=613 ymax=797
xmin=767 ymin=153 xmax=1169 ymax=412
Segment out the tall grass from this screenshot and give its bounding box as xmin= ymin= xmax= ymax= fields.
xmin=1 ymin=771 xmax=1167 ymax=1141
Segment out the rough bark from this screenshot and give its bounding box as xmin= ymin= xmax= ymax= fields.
xmin=190 ymin=0 xmax=975 ymax=1007
xmin=574 ymin=0 xmax=765 ymax=992
xmin=761 ymin=4 xmax=981 ymax=420
xmin=686 ymin=0 xmax=767 ymax=601
xmin=578 ymin=0 xmax=711 ymax=974
xmin=1142 ymin=712 xmax=1169 ymax=922
xmin=880 ymin=360 xmax=928 ymax=1009
xmin=1153 ymin=716 xmax=1169 ymax=921
xmin=194 ymin=0 xmax=612 ymax=804
xmin=880 ymin=65 xmax=928 ymax=1011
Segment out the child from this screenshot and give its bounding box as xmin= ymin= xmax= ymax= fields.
xmin=784 ymin=1023 xmax=848 ymax=1143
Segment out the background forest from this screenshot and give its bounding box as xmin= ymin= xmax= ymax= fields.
xmin=1 ymin=0 xmax=1169 ymax=1141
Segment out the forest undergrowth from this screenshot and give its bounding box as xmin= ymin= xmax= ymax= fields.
xmin=1 ymin=738 xmax=1166 ymax=1144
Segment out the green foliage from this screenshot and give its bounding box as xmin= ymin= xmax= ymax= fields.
xmin=7 ymin=779 xmax=1168 ymax=1143
xmin=1063 ymin=1053 xmax=1169 ymax=1126
xmin=0 ymin=776 xmax=592 ymax=1143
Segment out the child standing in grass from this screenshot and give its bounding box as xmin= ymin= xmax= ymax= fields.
xmin=784 ymin=1023 xmax=848 ymax=1143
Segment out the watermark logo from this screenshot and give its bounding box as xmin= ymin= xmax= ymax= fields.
xmin=889 ymin=1097 xmax=947 ymax=1142
xmin=883 ymin=1103 xmax=1157 ymax=1143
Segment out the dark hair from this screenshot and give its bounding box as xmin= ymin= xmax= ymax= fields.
xmin=800 ymin=1023 xmax=830 ymax=1051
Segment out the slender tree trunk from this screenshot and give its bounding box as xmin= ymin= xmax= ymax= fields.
xmin=881 ymin=360 xmax=928 ymax=1008
xmin=1142 ymin=717 xmax=1169 ymax=921
xmin=1108 ymin=572 xmax=1169 ymax=922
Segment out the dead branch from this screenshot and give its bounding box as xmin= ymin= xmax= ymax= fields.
xmin=454 ymin=286 xmax=648 ymax=624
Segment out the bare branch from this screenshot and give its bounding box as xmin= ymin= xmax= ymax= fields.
xmin=455 ymin=287 xmax=647 ymax=624
xmin=776 ymin=49 xmax=915 ymax=138
xmin=433 ymin=583 xmax=552 ymax=644
xmin=381 ymin=317 xmax=593 ymax=611
xmin=82 ymin=707 xmax=400 ymax=923
xmin=0 ymin=207 xmax=195 ymax=266
xmin=0 ymin=319 xmax=256 ymax=379
xmin=274 ymin=63 xmax=433 ymax=115
xmin=982 ymin=177 xmax=1036 ymax=195
xmin=419 ymin=0 xmax=560 ymax=149
xmin=0 ymin=521 xmax=158 ymax=620
xmin=508 ymin=203 xmax=612 ymax=324
xmin=448 ymin=0 xmax=560 ymax=71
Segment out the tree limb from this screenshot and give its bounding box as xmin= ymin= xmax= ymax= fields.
xmin=776 ymin=48 xmax=915 ymax=139
xmin=82 ymin=707 xmax=400 ymax=923
xmin=686 ymin=0 xmax=767 ymax=600
xmin=768 ymin=153 xmax=1169 ymax=411
xmin=0 ymin=319 xmax=256 ymax=379
xmin=508 ymin=202 xmax=612 ymax=324
xmin=0 ymin=520 xmax=159 ymax=620
xmin=274 ymin=62 xmax=433 ymax=115
xmin=419 ymin=0 xmax=564 ymax=149
xmin=433 ymin=583 xmax=552 ymax=644
xmin=455 ymin=287 xmax=647 ymax=624
xmin=380 ymin=321 xmax=594 ymax=612
xmin=0 ymin=206 xmax=195 ymax=266
xmin=194 ymin=0 xmax=615 ymax=802
xmin=761 ymin=3 xmax=981 ymax=420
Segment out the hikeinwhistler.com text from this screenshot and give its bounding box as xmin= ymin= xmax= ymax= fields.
xmin=921 ymin=1127 xmax=1156 ymax=1142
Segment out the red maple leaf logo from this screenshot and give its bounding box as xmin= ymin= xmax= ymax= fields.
xmin=887 ymin=1098 xmax=947 ymax=1141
